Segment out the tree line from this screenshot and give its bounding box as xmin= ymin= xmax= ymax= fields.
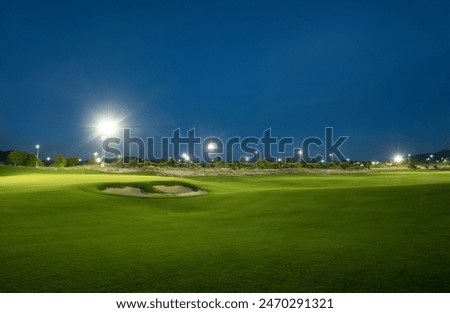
xmin=5 ymin=150 xmax=82 ymax=167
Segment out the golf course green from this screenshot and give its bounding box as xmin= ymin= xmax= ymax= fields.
xmin=0 ymin=166 xmax=449 ymax=292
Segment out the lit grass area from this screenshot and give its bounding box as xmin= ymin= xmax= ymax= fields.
xmin=0 ymin=167 xmax=449 ymax=292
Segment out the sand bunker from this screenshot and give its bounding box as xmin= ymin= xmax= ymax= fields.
xmin=103 ymin=187 xmax=150 ymax=197
xmin=103 ymin=185 xmax=206 ymax=197
xmin=154 ymin=185 xmax=202 ymax=195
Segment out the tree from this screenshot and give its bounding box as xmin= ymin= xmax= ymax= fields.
xmin=54 ymin=155 xmax=67 ymax=167
xmin=24 ymin=153 xmax=38 ymax=167
xmin=88 ymin=157 xmax=97 ymax=165
xmin=66 ymin=156 xmax=80 ymax=167
xmin=7 ymin=150 xmax=26 ymax=166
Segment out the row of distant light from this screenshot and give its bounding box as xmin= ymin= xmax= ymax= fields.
xmin=35 ymin=145 xmax=447 ymax=165
xmin=392 ymin=154 xmax=446 ymax=163
xmin=36 ymin=117 xmax=447 ymax=165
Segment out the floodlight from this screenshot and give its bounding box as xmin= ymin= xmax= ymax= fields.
xmin=393 ymin=155 xmax=403 ymax=163
xmin=207 ymin=143 xmax=217 ymax=151
xmin=95 ymin=157 xmax=102 ymax=163
xmin=97 ymin=118 xmax=119 ymax=137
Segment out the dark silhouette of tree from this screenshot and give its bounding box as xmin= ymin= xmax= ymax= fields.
xmin=54 ymin=155 xmax=67 ymax=167
xmin=7 ymin=150 xmax=26 ymax=166
xmin=66 ymin=157 xmax=80 ymax=167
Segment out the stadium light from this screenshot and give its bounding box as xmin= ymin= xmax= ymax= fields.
xmin=393 ymin=155 xmax=403 ymax=163
xmin=96 ymin=118 xmax=120 ymax=137
xmin=207 ymin=143 xmax=217 ymax=151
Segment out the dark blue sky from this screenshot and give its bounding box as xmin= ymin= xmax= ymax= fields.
xmin=1 ymin=0 xmax=449 ymax=160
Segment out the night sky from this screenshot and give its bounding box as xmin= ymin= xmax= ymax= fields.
xmin=0 ymin=0 xmax=449 ymax=160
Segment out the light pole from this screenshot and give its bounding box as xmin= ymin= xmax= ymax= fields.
xmin=96 ymin=118 xmax=120 ymax=168
xmin=93 ymin=152 xmax=99 ymax=165
xmin=35 ymin=145 xmax=40 ymax=167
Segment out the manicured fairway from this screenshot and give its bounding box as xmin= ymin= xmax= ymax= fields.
xmin=0 ymin=167 xmax=449 ymax=292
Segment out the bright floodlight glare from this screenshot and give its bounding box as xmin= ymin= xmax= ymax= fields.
xmin=184 ymin=155 xmax=190 ymax=161
xmin=97 ymin=118 xmax=119 ymax=137
xmin=207 ymin=142 xmax=217 ymax=151
xmin=94 ymin=152 xmax=98 ymax=157
xmin=393 ymin=155 xmax=403 ymax=163
xmin=46 ymin=157 xmax=51 ymax=161
xmin=182 ymin=153 xmax=187 ymax=158
xmin=95 ymin=157 xmax=102 ymax=163
xmin=36 ymin=144 xmax=40 ymax=149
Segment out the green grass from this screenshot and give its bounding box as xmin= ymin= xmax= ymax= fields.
xmin=0 ymin=166 xmax=449 ymax=292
